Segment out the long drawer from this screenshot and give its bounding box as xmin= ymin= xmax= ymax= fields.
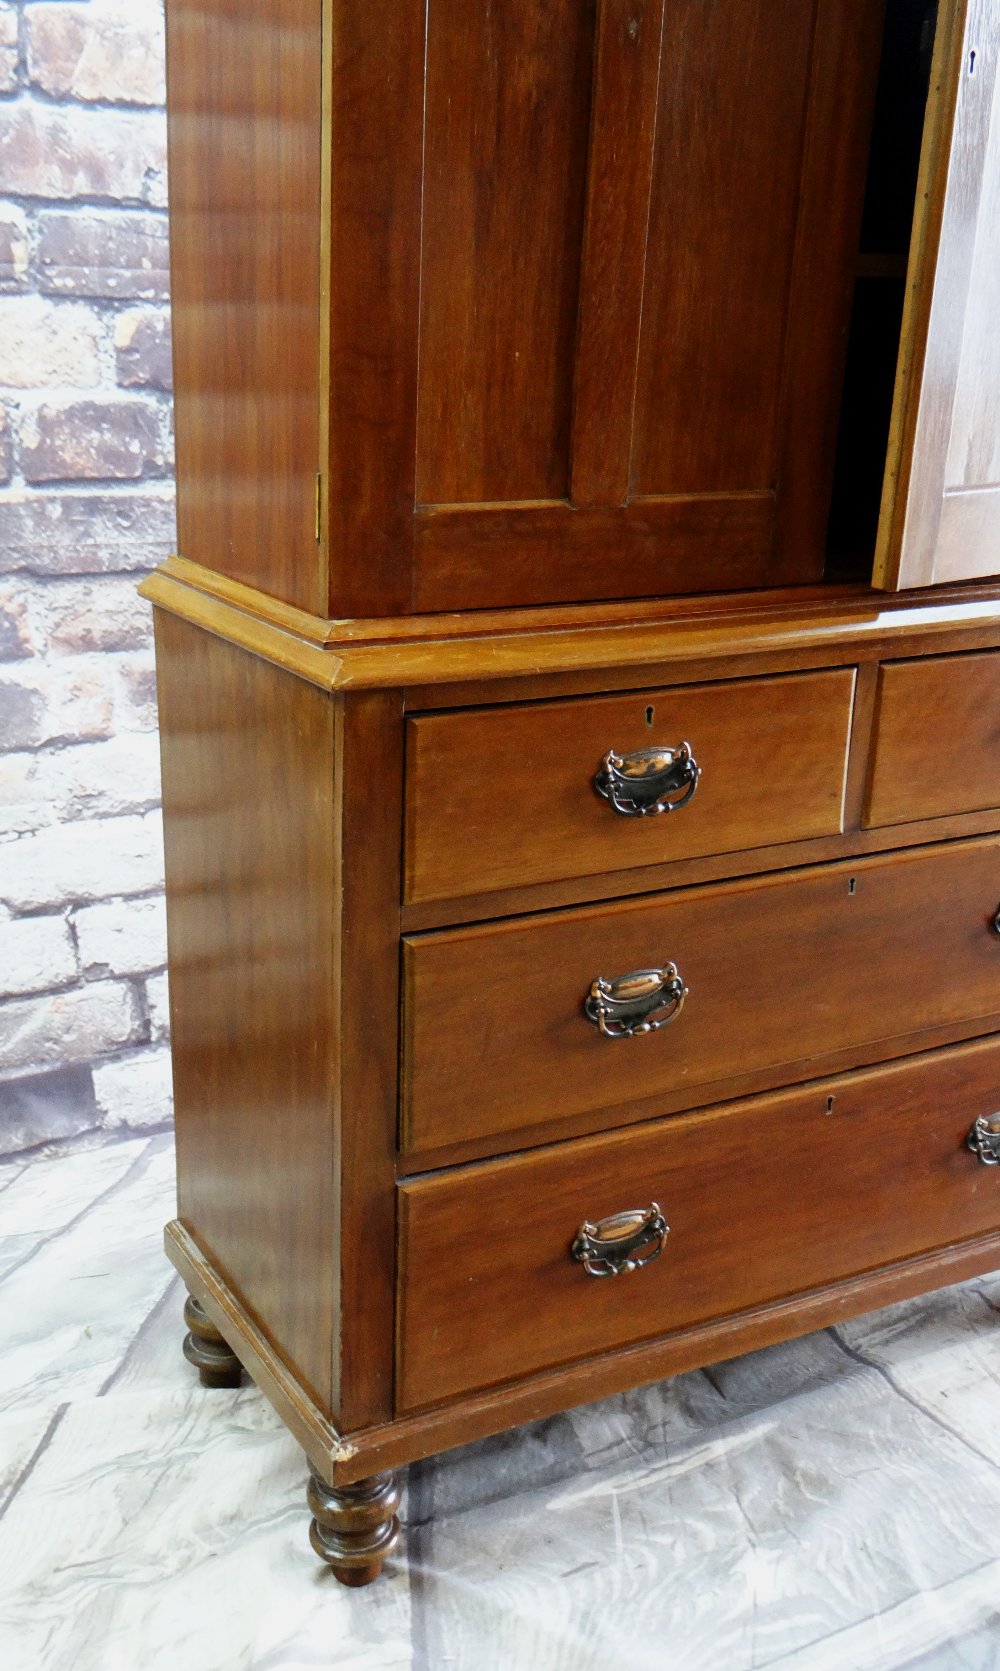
xmin=402 ymin=837 xmax=1000 ymax=1155
xmin=404 ymin=667 xmax=855 ymax=903
xmin=396 ymin=1036 xmax=1000 ymax=1411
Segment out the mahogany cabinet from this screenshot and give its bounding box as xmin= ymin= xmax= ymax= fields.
xmin=146 ymin=0 xmax=1000 ymax=1583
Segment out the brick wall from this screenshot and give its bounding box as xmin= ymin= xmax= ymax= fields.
xmin=0 ymin=1 xmax=175 ymax=1153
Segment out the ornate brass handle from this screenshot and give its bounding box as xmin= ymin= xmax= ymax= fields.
xmin=595 ymin=741 xmax=701 ymax=817
xmin=584 ymin=963 xmax=687 ymax=1038
xmin=571 ymin=1203 xmax=669 ymax=1278
xmin=967 ymin=1113 xmax=1000 ymax=1166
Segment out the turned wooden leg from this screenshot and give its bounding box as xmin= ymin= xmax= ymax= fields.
xmin=182 ymin=1294 xmax=243 ymax=1388
xmin=307 ymin=1470 xmax=401 ymax=1586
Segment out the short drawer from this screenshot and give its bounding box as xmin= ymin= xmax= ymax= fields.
xmin=402 ymin=837 xmax=1000 ymax=1155
xmin=404 ymin=667 xmax=855 ymax=903
xmin=865 ymin=651 xmax=1000 ymax=828
xmin=396 ymin=1036 xmax=1000 ymax=1411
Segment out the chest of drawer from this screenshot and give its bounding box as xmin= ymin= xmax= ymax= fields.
xmin=396 ymin=1035 xmax=1000 ymax=1412
xmin=404 ymin=667 xmax=855 ymax=904
xmin=402 ymin=836 xmax=1000 ymax=1156
xmin=865 ymin=650 xmax=1000 ymax=828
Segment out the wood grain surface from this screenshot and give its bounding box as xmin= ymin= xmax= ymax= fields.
xmin=631 ymin=0 xmax=815 ymax=497
xmin=141 ymin=558 xmax=1000 ymax=696
xmin=404 ymin=667 xmax=855 ymax=903
xmin=569 ymin=0 xmax=666 ymax=508
xmin=324 ymin=0 xmax=426 ymax=616
xmin=415 ymin=0 xmax=595 ymax=507
xmin=155 ymin=612 xmax=338 ymax=1413
xmin=166 ymin=0 xmax=324 ymax=613
xmin=154 ymin=617 xmax=402 ymax=1430
xmin=865 ymin=650 xmax=1000 ymax=825
xmin=402 ymin=837 xmax=1000 ymax=1153
xmin=397 ymin=1035 xmax=1000 ymax=1409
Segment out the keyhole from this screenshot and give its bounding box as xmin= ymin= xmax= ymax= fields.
xmin=826 ymin=1095 xmax=836 ymax=1114
xmin=970 ymin=48 xmax=977 ymax=73
xmin=848 ymin=877 xmax=857 ymax=896
xmin=645 ymin=705 xmax=654 ymax=727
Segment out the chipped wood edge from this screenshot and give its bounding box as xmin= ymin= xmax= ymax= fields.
xmin=165 ymin=1221 xmax=358 ymax=1479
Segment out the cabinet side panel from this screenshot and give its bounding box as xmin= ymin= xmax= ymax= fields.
xmin=166 ymin=0 xmax=323 ymax=613
xmin=155 ymin=613 xmax=336 ymax=1414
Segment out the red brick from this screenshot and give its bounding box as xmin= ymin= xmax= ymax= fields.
xmin=0 ymin=489 xmax=177 ymax=576
xmin=37 ymin=211 xmax=170 ymax=301
xmin=0 ymin=104 xmax=167 ymax=206
xmin=0 ymin=677 xmax=46 ymax=749
xmin=0 ymin=584 xmax=32 ymax=660
xmin=21 ymin=400 xmax=168 ymax=484
xmin=0 ymin=203 xmax=29 ymax=293
xmin=0 ymin=298 xmax=102 ymax=389
xmin=0 ymin=6 xmax=18 ymax=96
xmin=115 ymin=308 xmax=173 ymax=391
xmin=117 ymin=659 xmax=159 ymax=731
xmin=27 ymin=2 xmax=165 ymax=107
xmin=29 ymin=576 xmax=153 ymax=655
xmin=0 ymin=404 xmax=12 ymax=485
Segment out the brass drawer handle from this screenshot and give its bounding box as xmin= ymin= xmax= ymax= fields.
xmin=584 ymin=963 xmax=687 ymax=1038
xmin=967 ymin=1113 xmax=1000 ymax=1166
xmin=595 ymin=741 xmax=701 ymax=817
xmin=571 ymin=1203 xmax=669 ymax=1278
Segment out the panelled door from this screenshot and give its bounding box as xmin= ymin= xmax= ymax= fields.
xmin=325 ymin=0 xmax=884 ymax=616
xmin=875 ymin=0 xmax=1000 ymax=590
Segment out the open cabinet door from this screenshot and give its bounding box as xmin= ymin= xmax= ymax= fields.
xmin=875 ymin=0 xmax=1000 ymax=589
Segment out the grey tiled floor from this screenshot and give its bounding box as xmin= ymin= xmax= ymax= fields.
xmin=1 ymin=1130 xmax=999 ymax=1670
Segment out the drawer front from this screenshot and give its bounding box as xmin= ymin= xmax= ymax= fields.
xmin=396 ymin=1036 xmax=1000 ymax=1411
xmin=402 ymin=837 xmax=1000 ymax=1154
xmin=405 ymin=668 xmax=855 ymax=903
xmin=866 ymin=652 xmax=1000 ymax=828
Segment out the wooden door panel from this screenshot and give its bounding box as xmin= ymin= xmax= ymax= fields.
xmin=323 ymin=0 xmax=881 ymax=615
xmin=414 ymin=0 xmax=596 ymax=507
xmin=875 ymin=0 xmax=1000 ymax=589
xmin=630 ymin=0 xmax=815 ymax=498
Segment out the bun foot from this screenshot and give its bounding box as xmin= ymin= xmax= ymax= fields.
xmin=182 ymin=1294 xmax=243 ymax=1388
xmin=307 ymin=1470 xmax=401 ymax=1586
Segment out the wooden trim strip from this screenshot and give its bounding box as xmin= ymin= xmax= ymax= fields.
xmin=142 ymin=563 xmax=1000 ymax=693
xmin=324 ymin=0 xmax=425 ymax=615
xmin=158 ymin=553 xmax=874 ymax=645
xmin=333 ymin=693 xmax=404 ymax=1429
xmin=399 ymin=809 xmax=1000 ymax=935
xmin=140 ymin=571 xmax=340 ymax=691
xmin=167 ymin=1216 xmax=1000 ymax=1486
